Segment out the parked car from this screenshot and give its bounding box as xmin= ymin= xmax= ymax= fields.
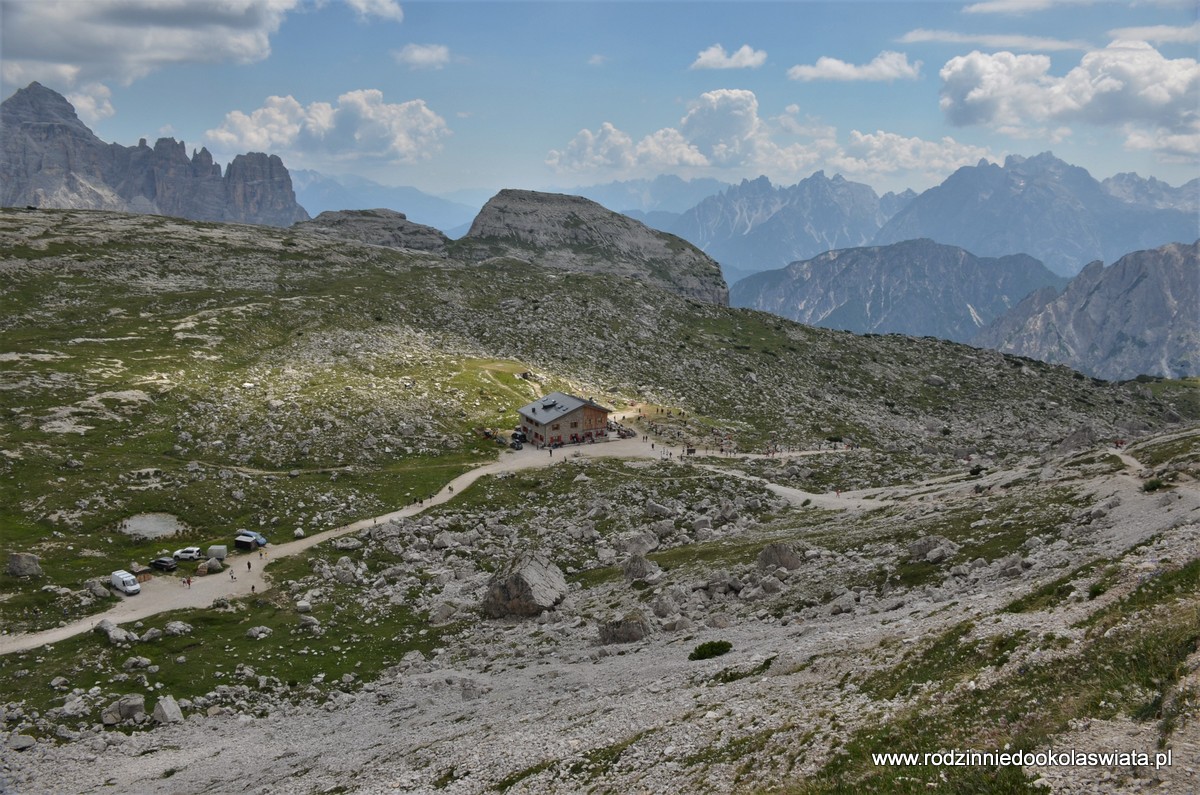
xmin=149 ymin=557 xmax=178 ymax=572
xmin=235 ymin=530 xmax=269 ymax=546
xmin=173 ymin=546 xmax=203 ymax=560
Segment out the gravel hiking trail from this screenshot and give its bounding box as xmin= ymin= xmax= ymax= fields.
xmin=0 ymin=439 xmax=860 ymax=655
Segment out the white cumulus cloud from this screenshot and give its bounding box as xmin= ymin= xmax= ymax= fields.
xmin=66 ymin=83 xmax=115 ymax=124
xmin=788 ymin=51 xmax=921 ymax=82
xmin=345 ymin=0 xmax=403 ymax=22
xmin=1 ymin=0 xmax=303 ymax=121
xmin=690 ymin=44 xmax=767 ymax=70
xmin=1107 ymin=23 xmax=1200 ymax=44
xmin=392 ymin=44 xmax=450 ymax=69
xmin=2 ymin=0 xmax=299 ymax=88
xmin=546 ymin=88 xmax=994 ymax=190
xmin=898 ymin=29 xmax=1089 ymax=52
xmin=206 ymin=89 xmax=450 ymax=164
xmin=939 ymin=40 xmax=1200 ymax=157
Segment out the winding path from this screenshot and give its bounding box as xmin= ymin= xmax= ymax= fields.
xmin=0 ymin=438 xmax=859 ymax=656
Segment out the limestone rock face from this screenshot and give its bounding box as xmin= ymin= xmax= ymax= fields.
xmin=1 ymin=82 xmax=308 ymax=226
xmin=6 ymin=552 xmax=42 ymax=577
xmin=481 ymin=552 xmax=568 ymax=618
xmin=295 ymin=209 xmax=450 ymax=253
xmin=974 ymin=241 xmax=1199 ymax=380
xmin=457 ymin=189 xmax=728 ymax=305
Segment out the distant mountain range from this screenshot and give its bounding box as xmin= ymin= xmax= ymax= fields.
xmin=656 ymin=153 xmax=1195 ymax=281
xmin=973 ymin=241 xmax=1199 ymax=380
xmin=564 ymin=174 xmax=731 ymax=215
xmin=731 ymin=239 xmax=1066 ymax=343
xmin=291 ymin=170 xmax=477 ymax=235
xmin=667 ymin=173 xmax=916 ymax=283
xmin=874 ymin=153 xmax=1198 ymax=276
xmin=1 ymin=82 xmax=308 ymax=226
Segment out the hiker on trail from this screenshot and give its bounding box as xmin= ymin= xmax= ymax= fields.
xmin=247 ymin=561 xmax=252 ymax=572
xmin=230 ymin=571 xmax=236 ymax=581
xmin=259 ymin=550 xmax=263 ymax=559
xmin=251 ymin=585 xmax=256 ymax=594
xmin=186 ymin=577 xmax=191 ymax=589
xmin=449 ymin=485 xmax=453 ymax=493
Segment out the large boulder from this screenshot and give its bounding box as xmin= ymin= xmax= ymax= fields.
xmin=93 ymin=619 xmax=138 ymax=645
xmin=622 ymin=555 xmax=663 ymax=583
xmin=599 ymin=610 xmax=653 ymax=645
xmin=6 ymin=552 xmax=42 ymax=577
xmin=756 ymin=542 xmax=806 ymax=571
xmin=481 ymin=552 xmax=568 ymax=618
xmin=153 ymin=695 xmax=184 ymax=724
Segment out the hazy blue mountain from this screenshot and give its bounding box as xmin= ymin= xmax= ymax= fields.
xmin=564 ymin=175 xmax=730 ymax=214
xmin=291 ymin=170 xmax=477 ymax=234
xmin=731 ymin=238 xmax=1066 ymax=343
xmin=974 ymin=241 xmax=1199 ymax=380
xmin=874 ymin=152 xmax=1198 ymax=277
xmin=668 ymin=172 xmax=913 ymax=280
xmin=1101 ymin=172 xmax=1200 ymax=213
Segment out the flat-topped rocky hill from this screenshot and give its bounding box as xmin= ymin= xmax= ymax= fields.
xmin=456 ymin=189 xmax=729 ymax=305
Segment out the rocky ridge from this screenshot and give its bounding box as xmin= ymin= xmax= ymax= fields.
xmin=974 ymin=241 xmax=1200 ymax=380
xmin=455 ymin=189 xmax=729 ymax=305
xmin=0 ymin=82 xmax=308 ymax=226
xmin=730 ymin=238 xmax=1065 ymax=343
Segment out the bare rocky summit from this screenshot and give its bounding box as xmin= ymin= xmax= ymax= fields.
xmin=1 ymin=82 xmax=308 ymax=226
xmin=456 ymin=189 xmax=729 ymax=305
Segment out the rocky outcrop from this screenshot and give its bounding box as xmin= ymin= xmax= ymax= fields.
xmin=731 ymin=239 xmax=1065 ymax=343
xmin=481 ymin=552 xmax=568 ymax=618
xmin=294 ymin=209 xmax=450 ymax=253
xmin=1 ymin=82 xmax=308 ymax=226
xmin=874 ymin=152 xmax=1197 ymax=276
xmin=455 ymin=189 xmax=728 ymax=305
xmin=6 ymin=552 xmax=42 ymax=577
xmin=974 ymin=241 xmax=1200 ymax=380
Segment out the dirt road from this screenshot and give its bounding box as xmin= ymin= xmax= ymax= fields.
xmin=0 ymin=438 xmax=857 ymax=656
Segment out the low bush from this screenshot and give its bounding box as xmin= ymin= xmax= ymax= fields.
xmin=689 ymin=640 xmax=732 ymax=660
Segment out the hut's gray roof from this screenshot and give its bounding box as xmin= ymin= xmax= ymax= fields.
xmin=517 ymin=391 xmax=610 ymax=423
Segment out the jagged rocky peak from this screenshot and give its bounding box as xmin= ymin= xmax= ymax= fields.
xmin=293 ymin=208 xmax=450 ymax=253
xmin=459 ymin=189 xmax=728 ymax=305
xmin=0 ymin=81 xmax=93 ymax=133
xmin=0 ymin=82 xmax=309 ymax=227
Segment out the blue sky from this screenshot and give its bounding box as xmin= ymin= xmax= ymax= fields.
xmin=2 ymin=0 xmax=1197 ymax=196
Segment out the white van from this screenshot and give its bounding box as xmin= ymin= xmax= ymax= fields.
xmin=111 ymin=570 xmax=141 ymax=595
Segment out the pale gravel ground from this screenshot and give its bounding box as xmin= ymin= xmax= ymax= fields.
xmin=5 ymin=440 xmax=1200 ymax=795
